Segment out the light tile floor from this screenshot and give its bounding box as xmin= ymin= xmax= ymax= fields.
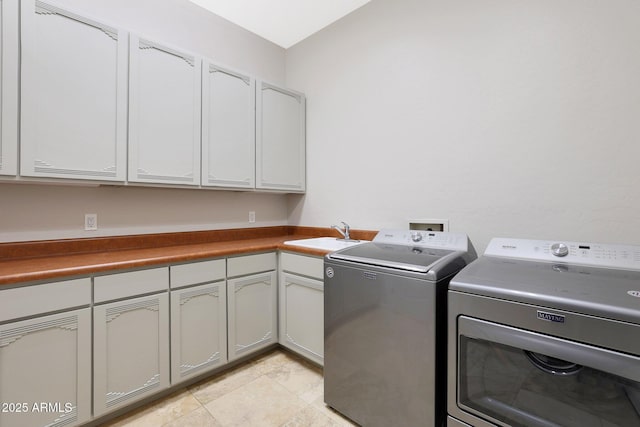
xmin=102 ymin=349 xmax=357 ymax=427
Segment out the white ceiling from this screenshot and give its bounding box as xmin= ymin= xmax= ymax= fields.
xmin=188 ymin=0 xmax=371 ymax=49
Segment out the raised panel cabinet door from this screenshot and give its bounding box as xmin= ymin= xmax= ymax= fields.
xmin=0 ymin=0 xmax=18 ymax=176
xmin=170 ymin=281 xmax=227 ymax=384
xmin=128 ymin=35 xmax=201 ymax=186
xmin=256 ymin=81 xmax=306 ymax=192
xmin=20 ymin=0 xmax=127 ymax=181
xmin=202 ymin=62 xmax=255 ymax=189
xmin=0 ymin=308 xmax=91 ymax=427
xmin=227 ymin=271 xmax=277 ymax=361
xmin=93 ymin=293 xmax=170 ymax=417
xmin=279 ymin=272 xmax=324 ymax=365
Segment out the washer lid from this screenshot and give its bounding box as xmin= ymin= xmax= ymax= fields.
xmin=328 ymin=242 xmax=469 ymax=280
xmin=450 ymin=256 xmax=640 ymax=325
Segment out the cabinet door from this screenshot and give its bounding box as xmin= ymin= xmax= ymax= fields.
xmin=20 ymin=0 xmax=127 ymax=181
xmin=0 ymin=308 xmax=91 ymax=427
xmin=202 ymin=63 xmax=255 ymax=189
xmin=227 ymin=271 xmax=277 ymax=361
xmin=128 ymin=35 xmax=201 ymax=186
xmin=94 ymin=293 xmax=169 ymax=416
xmin=280 ymin=272 xmax=324 ymax=365
xmin=256 ymin=81 xmax=306 ymax=192
xmin=0 ymin=0 xmax=18 ymax=176
xmin=170 ymin=281 xmax=227 ymax=384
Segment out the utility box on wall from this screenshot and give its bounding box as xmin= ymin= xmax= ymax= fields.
xmin=409 ymin=219 xmax=449 ymax=232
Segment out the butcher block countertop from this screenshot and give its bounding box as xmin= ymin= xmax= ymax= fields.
xmin=0 ymin=226 xmax=377 ymax=286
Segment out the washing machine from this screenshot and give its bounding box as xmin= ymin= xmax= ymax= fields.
xmin=324 ymin=229 xmax=476 ymax=427
xmin=447 ymin=237 xmax=640 ymax=427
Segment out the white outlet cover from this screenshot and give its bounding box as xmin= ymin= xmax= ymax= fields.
xmin=85 ymin=213 xmax=98 ymax=231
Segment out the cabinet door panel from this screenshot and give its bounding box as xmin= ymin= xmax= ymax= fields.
xmin=227 ymin=252 xmax=277 ymax=278
xmin=171 ymin=282 xmax=227 ymax=383
xmin=256 ymin=81 xmax=305 ymax=192
xmin=280 ymin=252 xmax=324 ymax=280
xmin=128 ymin=35 xmax=201 ymax=185
xmin=170 ymin=259 xmax=226 ymax=289
xmin=94 ymin=293 xmax=169 ymax=416
xmin=280 ymin=273 xmax=324 ymax=364
xmin=0 ymin=308 xmax=91 ymax=427
xmin=227 ymin=271 xmax=277 ymax=361
xmin=20 ymin=0 xmax=127 ymax=181
xmin=202 ymin=63 xmax=255 ymax=188
xmin=0 ymin=0 xmax=18 ymax=176
xmin=94 ymin=266 xmax=168 ymax=303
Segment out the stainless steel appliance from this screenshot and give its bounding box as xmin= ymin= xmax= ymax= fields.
xmin=447 ymin=238 xmax=640 ymax=427
xmin=324 ymin=229 xmax=477 ymax=427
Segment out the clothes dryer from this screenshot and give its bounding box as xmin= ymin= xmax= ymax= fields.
xmin=448 ymin=238 xmax=640 ymax=427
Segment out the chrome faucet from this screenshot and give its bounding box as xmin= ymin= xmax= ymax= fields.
xmin=332 ymin=221 xmax=351 ymax=240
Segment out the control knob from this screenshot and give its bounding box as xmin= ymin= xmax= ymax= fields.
xmin=550 ymin=243 xmax=569 ymax=257
xmin=411 ymin=232 xmax=423 ymax=242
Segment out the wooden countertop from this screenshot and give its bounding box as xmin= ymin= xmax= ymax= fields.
xmin=0 ymin=226 xmax=377 ymax=286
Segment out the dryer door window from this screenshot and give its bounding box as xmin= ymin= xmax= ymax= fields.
xmin=456 ymin=316 xmax=640 ymax=427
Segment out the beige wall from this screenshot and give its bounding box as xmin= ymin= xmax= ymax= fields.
xmin=0 ymin=0 xmax=288 ymax=243
xmin=0 ymin=184 xmax=288 ymax=242
xmin=285 ymin=0 xmax=640 ymax=251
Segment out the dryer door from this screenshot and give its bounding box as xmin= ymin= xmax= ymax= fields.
xmin=456 ymin=317 xmax=640 ymax=427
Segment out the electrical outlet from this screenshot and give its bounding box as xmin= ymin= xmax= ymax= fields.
xmin=85 ymin=213 xmax=98 ymax=231
xmin=249 ymin=211 xmax=256 ymax=223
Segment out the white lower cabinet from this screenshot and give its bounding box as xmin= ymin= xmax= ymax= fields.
xmin=170 ymin=281 xmax=227 ymax=383
xmin=279 ymin=252 xmax=325 ymax=365
xmin=0 ymin=278 xmax=92 ymax=427
xmin=169 ymin=259 xmax=227 ymax=384
xmin=227 ymin=253 xmax=277 ymax=361
xmin=0 ymin=248 xmax=331 ymax=425
xmin=93 ymin=268 xmax=170 ymax=417
xmin=0 ymin=309 xmax=92 ymax=427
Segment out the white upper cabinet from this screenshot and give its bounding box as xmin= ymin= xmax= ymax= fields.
xmin=128 ymin=35 xmax=201 ymax=186
xmin=202 ymin=62 xmax=255 ymax=189
xmin=20 ymin=0 xmax=127 ymax=181
xmin=0 ymin=0 xmax=18 ymax=176
xmin=256 ymin=81 xmax=306 ymax=192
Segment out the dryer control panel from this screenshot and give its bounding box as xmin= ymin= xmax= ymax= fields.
xmin=485 ymin=238 xmax=640 ymax=271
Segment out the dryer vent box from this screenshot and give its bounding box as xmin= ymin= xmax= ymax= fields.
xmin=409 ymin=219 xmax=449 ymax=232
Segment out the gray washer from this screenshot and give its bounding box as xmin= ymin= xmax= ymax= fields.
xmin=324 ymin=229 xmax=476 ymax=427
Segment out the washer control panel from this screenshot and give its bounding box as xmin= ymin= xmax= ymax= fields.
xmin=373 ymin=229 xmax=469 ymax=251
xmin=485 ymin=237 xmax=640 ymax=270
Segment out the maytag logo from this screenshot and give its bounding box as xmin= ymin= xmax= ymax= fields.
xmin=537 ymin=310 xmax=565 ymax=323
xmin=363 ymin=271 xmax=377 ymax=280
xmin=502 ymin=245 xmax=517 ymax=250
